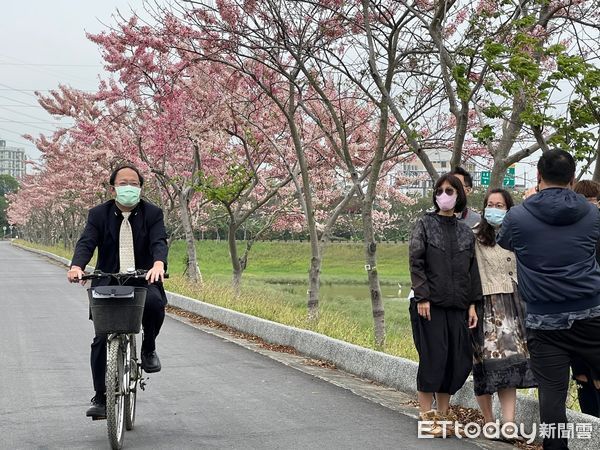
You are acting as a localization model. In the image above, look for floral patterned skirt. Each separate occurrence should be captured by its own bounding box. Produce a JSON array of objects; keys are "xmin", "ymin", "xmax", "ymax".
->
[{"xmin": 472, "ymin": 289, "xmax": 537, "ymax": 396}]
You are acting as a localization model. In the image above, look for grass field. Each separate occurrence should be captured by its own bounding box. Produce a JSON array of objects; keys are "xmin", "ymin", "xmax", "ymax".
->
[
  {"xmin": 160, "ymin": 240, "xmax": 416, "ymax": 359},
  {"xmin": 167, "ymin": 240, "xmax": 411, "ymax": 285}
]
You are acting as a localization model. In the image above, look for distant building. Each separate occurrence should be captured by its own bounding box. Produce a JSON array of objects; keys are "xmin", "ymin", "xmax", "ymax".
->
[
  {"xmin": 0, "ymin": 139, "xmax": 27, "ymax": 178},
  {"xmin": 393, "ymin": 149, "xmax": 477, "ymax": 196}
]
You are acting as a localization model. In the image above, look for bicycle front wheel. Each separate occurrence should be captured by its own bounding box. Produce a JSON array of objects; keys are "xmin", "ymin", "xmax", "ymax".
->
[
  {"xmin": 106, "ymin": 338, "xmax": 127, "ymax": 450},
  {"xmin": 125, "ymin": 334, "xmax": 138, "ymax": 430}
]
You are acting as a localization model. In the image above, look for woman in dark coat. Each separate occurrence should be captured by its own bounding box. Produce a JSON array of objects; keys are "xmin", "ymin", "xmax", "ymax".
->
[{"xmin": 409, "ymin": 173, "xmax": 482, "ymax": 436}]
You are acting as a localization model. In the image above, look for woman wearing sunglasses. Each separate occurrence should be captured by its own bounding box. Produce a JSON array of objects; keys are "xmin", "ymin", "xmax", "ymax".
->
[
  {"xmin": 472, "ymin": 188, "xmax": 536, "ymax": 440},
  {"xmin": 409, "ymin": 173, "xmax": 482, "ymax": 436}
]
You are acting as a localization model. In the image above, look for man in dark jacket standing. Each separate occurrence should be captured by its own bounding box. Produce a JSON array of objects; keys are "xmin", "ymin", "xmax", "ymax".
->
[
  {"xmin": 67, "ymin": 164, "xmax": 168, "ymax": 419},
  {"xmin": 498, "ymin": 149, "xmax": 600, "ymax": 450}
]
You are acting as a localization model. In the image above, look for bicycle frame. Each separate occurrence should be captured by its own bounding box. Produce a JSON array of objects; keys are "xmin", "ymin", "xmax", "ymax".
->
[{"xmin": 82, "ymin": 269, "xmax": 166, "ymax": 450}]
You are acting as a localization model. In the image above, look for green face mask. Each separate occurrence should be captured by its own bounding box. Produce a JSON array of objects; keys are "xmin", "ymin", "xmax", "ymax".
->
[{"xmin": 115, "ymin": 186, "xmax": 141, "ymax": 207}]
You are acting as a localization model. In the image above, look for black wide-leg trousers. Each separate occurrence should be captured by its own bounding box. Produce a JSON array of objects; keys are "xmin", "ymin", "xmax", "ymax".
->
[
  {"xmin": 409, "ymin": 302, "xmax": 473, "ymax": 395},
  {"xmin": 91, "ymin": 283, "xmax": 166, "ymax": 393}
]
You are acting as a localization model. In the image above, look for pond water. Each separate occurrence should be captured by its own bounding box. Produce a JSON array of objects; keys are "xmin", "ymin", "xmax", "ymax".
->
[{"xmin": 268, "ymin": 282, "xmax": 411, "ymax": 302}]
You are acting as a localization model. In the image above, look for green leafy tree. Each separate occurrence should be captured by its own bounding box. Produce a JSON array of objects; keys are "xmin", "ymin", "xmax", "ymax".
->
[{"xmin": 546, "ymin": 54, "xmax": 600, "ymax": 179}]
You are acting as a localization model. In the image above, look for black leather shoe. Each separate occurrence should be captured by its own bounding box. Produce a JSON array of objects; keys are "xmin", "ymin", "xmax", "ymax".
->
[
  {"xmin": 86, "ymin": 394, "xmax": 106, "ymax": 419},
  {"xmin": 141, "ymin": 351, "xmax": 161, "ymax": 373}
]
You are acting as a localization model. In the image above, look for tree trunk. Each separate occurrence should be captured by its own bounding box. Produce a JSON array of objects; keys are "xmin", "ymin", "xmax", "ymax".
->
[
  {"xmin": 62, "ymin": 214, "xmax": 69, "ymax": 250},
  {"xmin": 286, "ymin": 79, "xmax": 321, "ymax": 321},
  {"xmin": 307, "ymin": 252, "xmax": 321, "ymax": 321},
  {"xmin": 178, "ymin": 190, "xmax": 202, "ymax": 283},
  {"xmin": 227, "ymin": 217, "xmax": 243, "ymax": 294},
  {"xmin": 361, "ymin": 91, "xmax": 389, "ymax": 349},
  {"xmin": 70, "ymin": 210, "xmax": 79, "ymax": 249},
  {"xmin": 363, "ymin": 209, "xmax": 385, "ymax": 348},
  {"xmin": 489, "ymin": 160, "xmax": 509, "ymax": 190},
  {"xmin": 43, "ymin": 213, "xmax": 51, "ymax": 246},
  {"xmin": 592, "ymin": 143, "xmax": 600, "ymax": 183}
]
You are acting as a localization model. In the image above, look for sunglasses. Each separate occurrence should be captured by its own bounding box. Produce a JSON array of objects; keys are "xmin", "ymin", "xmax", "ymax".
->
[{"xmin": 436, "ymin": 187, "xmax": 456, "ymax": 196}]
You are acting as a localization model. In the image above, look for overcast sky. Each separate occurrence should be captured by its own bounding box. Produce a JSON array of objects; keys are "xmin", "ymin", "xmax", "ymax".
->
[{"xmin": 0, "ymin": 1, "xmax": 140, "ymax": 160}]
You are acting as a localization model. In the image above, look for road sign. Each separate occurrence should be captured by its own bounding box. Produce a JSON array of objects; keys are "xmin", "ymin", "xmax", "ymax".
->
[
  {"xmin": 480, "ymin": 166, "xmax": 515, "ymax": 187},
  {"xmin": 503, "ymin": 166, "xmax": 515, "ymax": 188},
  {"xmin": 481, "ymin": 171, "xmax": 490, "ymax": 186}
]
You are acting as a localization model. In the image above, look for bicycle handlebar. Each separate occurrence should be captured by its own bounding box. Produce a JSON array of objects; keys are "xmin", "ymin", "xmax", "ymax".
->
[{"xmin": 81, "ymin": 269, "xmax": 169, "ymax": 281}]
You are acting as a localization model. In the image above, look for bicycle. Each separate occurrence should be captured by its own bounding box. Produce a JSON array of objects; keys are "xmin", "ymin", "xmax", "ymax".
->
[{"xmin": 82, "ymin": 269, "xmax": 167, "ymax": 450}]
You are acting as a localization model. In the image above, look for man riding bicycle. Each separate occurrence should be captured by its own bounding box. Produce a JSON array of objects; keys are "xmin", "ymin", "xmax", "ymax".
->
[{"xmin": 67, "ymin": 164, "xmax": 168, "ymax": 419}]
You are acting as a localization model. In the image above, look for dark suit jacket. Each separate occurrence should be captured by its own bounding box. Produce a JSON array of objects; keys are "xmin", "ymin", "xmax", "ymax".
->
[{"xmin": 71, "ymin": 199, "xmax": 168, "ymax": 293}]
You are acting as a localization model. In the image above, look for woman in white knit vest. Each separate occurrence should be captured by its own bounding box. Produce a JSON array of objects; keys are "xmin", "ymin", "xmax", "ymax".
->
[{"xmin": 472, "ymin": 188, "xmax": 537, "ymax": 438}]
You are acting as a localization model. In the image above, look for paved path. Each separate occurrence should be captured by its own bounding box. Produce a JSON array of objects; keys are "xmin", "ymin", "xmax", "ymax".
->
[{"xmin": 0, "ymin": 241, "xmax": 485, "ymax": 449}]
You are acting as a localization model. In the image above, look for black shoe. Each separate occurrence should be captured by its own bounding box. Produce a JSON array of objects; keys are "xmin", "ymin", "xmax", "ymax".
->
[
  {"xmin": 86, "ymin": 394, "xmax": 106, "ymax": 419},
  {"xmin": 141, "ymin": 350, "xmax": 161, "ymax": 373}
]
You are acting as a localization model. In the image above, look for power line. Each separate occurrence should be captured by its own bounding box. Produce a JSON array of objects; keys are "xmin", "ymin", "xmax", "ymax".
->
[
  {"xmin": 0, "ymin": 83, "xmax": 96, "ymax": 97},
  {"xmin": 0, "ymin": 119, "xmax": 65, "ymax": 125},
  {"xmin": 0, "ymin": 53, "xmax": 100, "ymax": 85},
  {"xmin": 0, "ymin": 105, "xmax": 61, "ymax": 123},
  {"xmin": 0, "ymin": 94, "xmax": 39, "ymax": 107},
  {"xmin": 0, "ymin": 83, "xmax": 39, "ymax": 99},
  {"xmin": 0, "ymin": 89, "xmax": 57, "ymax": 92},
  {"xmin": 0, "ymin": 63, "xmax": 101, "ymax": 67},
  {"xmin": 0, "ymin": 137, "xmax": 37, "ymax": 148},
  {"xmin": 0, "ymin": 137, "xmax": 37, "ymax": 149},
  {"xmin": 0, "ymin": 122, "xmax": 57, "ymax": 133},
  {"xmin": 0, "ymin": 126, "xmax": 33, "ymax": 138}
]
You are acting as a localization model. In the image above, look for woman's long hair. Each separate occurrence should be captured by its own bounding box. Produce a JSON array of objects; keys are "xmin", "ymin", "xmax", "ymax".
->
[{"xmin": 476, "ymin": 188, "xmax": 514, "ymax": 247}]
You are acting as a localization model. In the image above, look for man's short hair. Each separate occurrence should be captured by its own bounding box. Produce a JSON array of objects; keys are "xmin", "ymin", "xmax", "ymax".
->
[
  {"xmin": 450, "ymin": 166, "xmax": 473, "ymax": 188},
  {"xmin": 574, "ymin": 180, "xmax": 600, "ymax": 199},
  {"xmin": 538, "ymin": 149, "xmax": 575, "ymax": 186},
  {"xmin": 109, "ymin": 164, "xmax": 145, "ymax": 187}
]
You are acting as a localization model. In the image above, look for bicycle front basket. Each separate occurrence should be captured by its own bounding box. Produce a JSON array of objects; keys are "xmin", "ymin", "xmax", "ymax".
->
[{"xmin": 88, "ymin": 286, "xmax": 147, "ymax": 334}]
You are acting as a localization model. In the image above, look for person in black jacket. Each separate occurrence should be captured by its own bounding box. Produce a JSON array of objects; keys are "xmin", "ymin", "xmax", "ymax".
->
[
  {"xmin": 67, "ymin": 164, "xmax": 168, "ymax": 419},
  {"xmin": 409, "ymin": 173, "xmax": 482, "ymax": 436},
  {"xmin": 497, "ymin": 150, "xmax": 600, "ymax": 450}
]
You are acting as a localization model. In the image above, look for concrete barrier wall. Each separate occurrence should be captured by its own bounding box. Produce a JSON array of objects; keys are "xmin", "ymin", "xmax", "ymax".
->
[{"xmin": 14, "ymin": 242, "xmax": 600, "ymax": 448}]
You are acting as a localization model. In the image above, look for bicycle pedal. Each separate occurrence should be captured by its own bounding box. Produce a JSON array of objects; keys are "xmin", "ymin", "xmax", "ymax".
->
[{"xmin": 91, "ymin": 416, "xmax": 107, "ymax": 421}]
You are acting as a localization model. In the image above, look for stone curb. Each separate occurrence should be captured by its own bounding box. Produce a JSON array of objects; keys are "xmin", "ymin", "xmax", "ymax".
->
[{"xmin": 12, "ymin": 242, "xmax": 600, "ymax": 448}]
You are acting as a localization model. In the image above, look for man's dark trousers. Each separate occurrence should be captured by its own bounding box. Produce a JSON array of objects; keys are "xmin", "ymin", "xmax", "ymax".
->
[
  {"xmin": 91, "ymin": 284, "xmax": 165, "ymax": 393},
  {"xmin": 527, "ymin": 316, "xmax": 600, "ymax": 450}
]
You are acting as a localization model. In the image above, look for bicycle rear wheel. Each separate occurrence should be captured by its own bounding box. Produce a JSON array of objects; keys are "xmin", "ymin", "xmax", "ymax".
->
[
  {"xmin": 125, "ymin": 334, "xmax": 138, "ymax": 430},
  {"xmin": 106, "ymin": 337, "xmax": 127, "ymax": 450}
]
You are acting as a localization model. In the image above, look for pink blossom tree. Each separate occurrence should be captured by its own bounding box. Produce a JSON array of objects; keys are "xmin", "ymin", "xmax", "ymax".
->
[
  {"xmin": 157, "ymin": 1, "xmax": 370, "ymax": 320},
  {"xmin": 89, "ymin": 16, "xmax": 309, "ymax": 288},
  {"xmin": 124, "ymin": 0, "xmax": 421, "ymax": 345}
]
